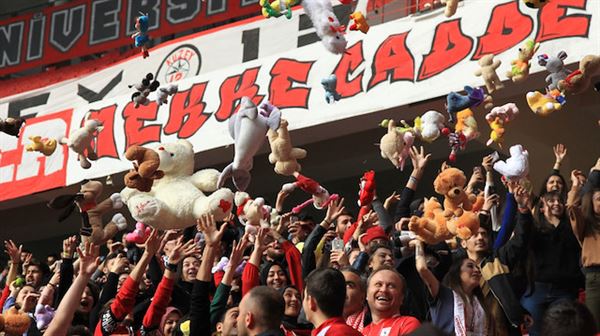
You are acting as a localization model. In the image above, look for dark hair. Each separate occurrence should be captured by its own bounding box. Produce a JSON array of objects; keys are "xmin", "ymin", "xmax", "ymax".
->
[
  {"xmin": 539, "ymin": 173, "xmax": 567, "ymax": 199},
  {"xmin": 541, "ymin": 299, "xmax": 598, "ymax": 336},
  {"xmin": 305, "ymin": 268, "xmax": 346, "ymax": 318},
  {"xmin": 534, "ymin": 190, "xmax": 567, "ymax": 232},
  {"xmin": 340, "ymin": 267, "xmax": 367, "ymax": 293},
  {"xmin": 218, "ymin": 304, "xmax": 239, "ymax": 323},
  {"xmin": 246, "ymin": 286, "xmax": 284, "ymax": 330},
  {"xmin": 259, "ymin": 261, "xmax": 289, "ymax": 287},
  {"xmin": 368, "ymin": 244, "xmax": 393, "ymax": 270},
  {"xmin": 582, "ymin": 188, "xmax": 600, "ymax": 235}
]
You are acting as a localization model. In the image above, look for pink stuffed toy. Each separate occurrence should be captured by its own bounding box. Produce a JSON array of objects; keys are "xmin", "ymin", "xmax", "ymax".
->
[
  {"xmin": 282, "ymin": 172, "xmax": 338, "ymax": 213},
  {"xmin": 126, "ymin": 223, "xmax": 151, "ymax": 244},
  {"xmin": 34, "ymin": 304, "xmax": 55, "ymax": 331},
  {"xmin": 212, "ymin": 256, "xmax": 247, "ymax": 275}
]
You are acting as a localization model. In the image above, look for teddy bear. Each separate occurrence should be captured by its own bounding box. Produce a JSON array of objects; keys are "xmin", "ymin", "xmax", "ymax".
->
[
  {"xmin": 235, "ymin": 191, "xmax": 272, "ymax": 235},
  {"xmin": 474, "ymin": 54, "xmax": 504, "ymax": 93},
  {"xmin": 156, "ymin": 84, "xmax": 178, "ymax": 106},
  {"xmin": 124, "ymin": 145, "xmax": 164, "ymax": 192},
  {"xmin": 506, "ymin": 39, "xmax": 540, "ymax": 82},
  {"xmin": 0, "ymin": 117, "xmax": 25, "ymax": 137},
  {"xmin": 558, "ymin": 54, "xmax": 600, "ymax": 95},
  {"xmin": 441, "ymin": 0, "xmax": 458, "ymax": 17},
  {"xmin": 538, "ymin": 51, "xmax": 571, "ymax": 91},
  {"xmin": 267, "ymin": 118, "xmax": 307, "ymax": 176},
  {"xmin": 60, "ymin": 119, "xmax": 103, "ymax": 169},
  {"xmin": 379, "ymin": 119, "xmax": 415, "ymax": 170},
  {"xmin": 121, "ymin": 139, "xmax": 235, "ymax": 230},
  {"xmin": 77, "ymin": 180, "xmax": 127, "ymax": 246},
  {"xmin": 3, "ymin": 307, "xmax": 31, "ymax": 335},
  {"xmin": 526, "ymin": 91, "xmax": 563, "ymax": 116},
  {"xmin": 408, "ymin": 197, "xmax": 452, "ymax": 244},
  {"xmin": 25, "ymin": 136, "xmax": 57, "ymax": 156},
  {"xmin": 492, "ymin": 144, "xmax": 529, "ymax": 181},
  {"xmin": 413, "ymin": 110, "xmax": 446, "ymax": 143},
  {"xmin": 321, "ymin": 74, "xmax": 341, "ymax": 104},
  {"xmin": 218, "ymin": 97, "xmax": 281, "ymax": 192},
  {"xmin": 434, "ymin": 167, "xmax": 481, "ymax": 218},
  {"xmin": 485, "ymin": 103, "xmax": 519, "ymax": 148},
  {"xmin": 282, "ymin": 172, "xmax": 338, "ymax": 212},
  {"xmin": 446, "ymin": 209, "xmax": 480, "ymax": 240},
  {"xmin": 349, "ymin": 11, "xmax": 369, "ymax": 33}
]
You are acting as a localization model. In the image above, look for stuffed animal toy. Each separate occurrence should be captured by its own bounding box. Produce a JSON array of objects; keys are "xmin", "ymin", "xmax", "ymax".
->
[
  {"xmin": 267, "ymin": 118, "xmax": 307, "ymax": 176},
  {"xmin": 538, "ymin": 51, "xmax": 571, "ymax": 91},
  {"xmin": 349, "ymin": 11, "xmax": 369, "ymax": 33},
  {"xmin": 446, "ymin": 210, "xmax": 480, "ymax": 240},
  {"xmin": 156, "ymin": 84, "xmax": 178, "ymax": 106},
  {"xmin": 121, "ymin": 140, "xmax": 235, "ymax": 230},
  {"xmin": 434, "ymin": 167, "xmax": 481, "ymax": 218},
  {"xmin": 558, "ymin": 54, "xmax": 600, "ymax": 94},
  {"xmin": 131, "ymin": 14, "xmax": 150, "ymax": 58},
  {"xmin": 26, "ymin": 136, "xmax": 57, "ymax": 156},
  {"xmin": 0, "ymin": 117, "xmax": 25, "ymax": 137},
  {"xmin": 358, "ymin": 170, "xmax": 376, "ymax": 207},
  {"xmin": 474, "ymin": 54, "xmax": 504, "ymax": 93},
  {"xmin": 218, "ymin": 97, "xmax": 281, "ymax": 192},
  {"xmin": 483, "ymin": 94, "xmax": 494, "ymax": 110},
  {"xmin": 34, "ymin": 304, "xmax": 55, "ymax": 331},
  {"xmin": 126, "ymin": 222, "xmax": 152, "ymax": 244},
  {"xmin": 522, "ymin": 0, "xmax": 548, "ymax": 9},
  {"xmin": 379, "ymin": 119, "xmax": 415, "ymax": 170},
  {"xmin": 446, "ymin": 86, "xmax": 485, "ymax": 123},
  {"xmin": 408, "ymin": 197, "xmax": 452, "ymax": 244},
  {"xmin": 492, "ymin": 144, "xmax": 529, "ymax": 181},
  {"xmin": 235, "ymin": 191, "xmax": 272, "ymax": 235},
  {"xmin": 282, "ymin": 172, "xmax": 338, "ymax": 211},
  {"xmin": 3, "ymin": 307, "xmax": 31, "ymax": 335},
  {"xmin": 441, "ymin": 0, "xmax": 459, "ymax": 17},
  {"xmin": 322, "ymin": 74, "xmax": 341, "ymax": 104},
  {"xmin": 260, "ymin": 0, "xmax": 298, "ymax": 19},
  {"xmin": 485, "ymin": 103, "xmax": 519, "ymax": 148},
  {"xmin": 411, "ymin": 110, "xmax": 446, "ymax": 143},
  {"xmin": 507, "ymin": 39, "xmax": 540, "ymax": 82},
  {"xmin": 129, "ymin": 73, "xmax": 160, "ymax": 108},
  {"xmin": 526, "ymin": 91, "xmax": 563, "ymax": 116},
  {"xmin": 212, "ymin": 256, "xmax": 247, "ymax": 276},
  {"xmin": 454, "ymin": 109, "xmax": 479, "ymax": 142},
  {"xmin": 123, "ymin": 145, "xmax": 164, "ymax": 192},
  {"xmin": 301, "ymin": 0, "xmax": 348, "ymax": 54},
  {"xmin": 60, "ymin": 119, "xmax": 103, "ymax": 169}
]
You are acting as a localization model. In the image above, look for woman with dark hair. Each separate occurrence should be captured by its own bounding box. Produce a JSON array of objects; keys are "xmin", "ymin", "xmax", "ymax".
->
[
  {"xmin": 415, "ymin": 240, "xmax": 491, "ymax": 335},
  {"xmin": 567, "ymin": 159, "xmax": 600, "ymax": 329},
  {"xmin": 279, "ymin": 285, "xmax": 311, "ymax": 336}
]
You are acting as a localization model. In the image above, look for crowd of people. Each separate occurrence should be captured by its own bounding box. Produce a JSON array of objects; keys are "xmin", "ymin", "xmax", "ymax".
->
[{"xmin": 1, "ymin": 144, "xmax": 599, "ymax": 336}]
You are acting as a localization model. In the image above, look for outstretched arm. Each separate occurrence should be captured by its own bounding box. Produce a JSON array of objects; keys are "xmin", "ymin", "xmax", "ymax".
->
[{"xmin": 414, "ymin": 240, "xmax": 440, "ymax": 299}]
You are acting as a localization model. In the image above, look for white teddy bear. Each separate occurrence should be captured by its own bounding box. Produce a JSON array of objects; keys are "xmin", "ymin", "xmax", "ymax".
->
[
  {"xmin": 121, "ymin": 139, "xmax": 235, "ymax": 230},
  {"xmin": 492, "ymin": 144, "xmax": 529, "ymax": 181},
  {"xmin": 60, "ymin": 119, "xmax": 103, "ymax": 169},
  {"xmin": 416, "ymin": 110, "xmax": 446, "ymax": 143}
]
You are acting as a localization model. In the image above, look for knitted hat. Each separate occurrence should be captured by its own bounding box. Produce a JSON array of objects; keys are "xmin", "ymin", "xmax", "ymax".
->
[{"xmin": 360, "ymin": 226, "xmax": 388, "ymax": 245}]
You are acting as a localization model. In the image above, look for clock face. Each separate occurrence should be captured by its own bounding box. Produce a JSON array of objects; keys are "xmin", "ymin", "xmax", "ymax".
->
[{"xmin": 156, "ymin": 44, "xmax": 201, "ymax": 84}]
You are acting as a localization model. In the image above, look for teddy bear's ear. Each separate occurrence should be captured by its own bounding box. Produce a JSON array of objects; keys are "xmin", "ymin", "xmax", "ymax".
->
[{"xmin": 177, "ymin": 139, "xmax": 193, "ymax": 150}]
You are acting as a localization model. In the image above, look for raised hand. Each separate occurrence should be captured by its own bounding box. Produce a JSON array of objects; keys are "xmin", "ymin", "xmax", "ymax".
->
[
  {"xmin": 482, "ymin": 194, "xmax": 500, "ymax": 212},
  {"xmin": 276, "ymin": 212, "xmax": 293, "ymax": 235},
  {"xmin": 514, "ymin": 186, "xmax": 531, "ymax": 210},
  {"xmin": 570, "ymin": 169, "xmax": 587, "ymax": 189},
  {"xmin": 4, "ymin": 240, "xmax": 22, "ymax": 264},
  {"xmin": 254, "ymin": 227, "xmax": 270, "ymax": 253},
  {"xmin": 168, "ymin": 238, "xmax": 201, "ymax": 265},
  {"xmin": 325, "ymin": 197, "xmax": 345, "ymax": 225},
  {"xmin": 77, "ymin": 242, "xmax": 100, "ymax": 277},
  {"xmin": 384, "ymin": 191, "xmax": 401, "ymax": 211},
  {"xmin": 62, "ymin": 235, "xmax": 78, "ymax": 259},
  {"xmin": 228, "ymin": 234, "xmax": 249, "ymax": 271},
  {"xmin": 143, "ymin": 229, "xmax": 162, "ymax": 256},
  {"xmin": 109, "ymin": 255, "xmax": 130, "ymax": 274},
  {"xmin": 553, "ymin": 144, "xmax": 568, "ymax": 163},
  {"xmin": 330, "ymin": 250, "xmax": 349, "ymax": 268},
  {"xmin": 197, "ymin": 214, "xmax": 227, "ymax": 247},
  {"xmin": 20, "ymin": 292, "xmax": 40, "ymax": 313},
  {"xmin": 482, "ymin": 154, "xmax": 494, "ymax": 172},
  {"xmin": 410, "ymin": 146, "xmax": 431, "ymax": 171}
]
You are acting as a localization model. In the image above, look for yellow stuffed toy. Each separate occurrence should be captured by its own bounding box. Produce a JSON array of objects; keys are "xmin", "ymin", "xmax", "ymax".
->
[
  {"xmin": 506, "ymin": 39, "xmax": 540, "ymax": 82},
  {"xmin": 526, "ymin": 91, "xmax": 563, "ymax": 116},
  {"xmin": 25, "ymin": 135, "xmax": 57, "ymax": 156}
]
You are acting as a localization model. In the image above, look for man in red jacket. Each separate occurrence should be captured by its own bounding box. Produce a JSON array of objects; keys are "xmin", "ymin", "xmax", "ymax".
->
[{"xmin": 303, "ymin": 268, "xmax": 362, "ymax": 336}]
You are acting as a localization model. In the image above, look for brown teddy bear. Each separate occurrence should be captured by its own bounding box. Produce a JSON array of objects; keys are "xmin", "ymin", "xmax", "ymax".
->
[
  {"xmin": 124, "ymin": 145, "xmax": 164, "ymax": 192},
  {"xmin": 433, "ymin": 167, "xmax": 481, "ymax": 218},
  {"xmin": 447, "ymin": 209, "xmax": 480, "ymax": 240},
  {"xmin": 77, "ymin": 180, "xmax": 128, "ymax": 245},
  {"xmin": 408, "ymin": 197, "xmax": 452, "ymax": 244},
  {"xmin": 558, "ymin": 54, "xmax": 600, "ymax": 94},
  {"xmin": 267, "ymin": 118, "xmax": 307, "ymax": 176},
  {"xmin": 0, "ymin": 117, "xmax": 25, "ymax": 137},
  {"xmin": 3, "ymin": 307, "xmax": 31, "ymax": 336},
  {"xmin": 474, "ymin": 54, "xmax": 504, "ymax": 93}
]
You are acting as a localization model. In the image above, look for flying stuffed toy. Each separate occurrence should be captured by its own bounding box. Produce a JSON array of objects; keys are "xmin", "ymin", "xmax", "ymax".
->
[
  {"xmin": 441, "ymin": 0, "xmax": 459, "ymax": 17},
  {"xmin": 301, "ymin": 0, "xmax": 348, "ymax": 54},
  {"xmin": 474, "ymin": 54, "xmax": 504, "ymax": 93},
  {"xmin": 0, "ymin": 117, "xmax": 25, "ymax": 137},
  {"xmin": 558, "ymin": 54, "xmax": 600, "ymax": 95},
  {"xmin": 358, "ymin": 170, "xmax": 376, "ymax": 207},
  {"xmin": 538, "ymin": 51, "xmax": 571, "ymax": 91},
  {"xmin": 522, "ymin": 0, "xmax": 548, "ymax": 9},
  {"xmin": 442, "ymin": 109, "xmax": 479, "ymax": 162},
  {"xmin": 129, "ymin": 73, "xmax": 160, "ymax": 108},
  {"xmin": 126, "ymin": 222, "xmax": 152, "ymax": 244},
  {"xmin": 412, "ymin": 110, "xmax": 446, "ymax": 143},
  {"xmin": 526, "ymin": 91, "xmax": 563, "ymax": 116},
  {"xmin": 123, "ymin": 144, "xmax": 164, "ymax": 192},
  {"xmin": 267, "ymin": 118, "xmax": 307, "ymax": 176},
  {"xmin": 349, "ymin": 11, "xmax": 369, "ymax": 33},
  {"xmin": 218, "ymin": 97, "xmax": 281, "ymax": 192},
  {"xmin": 322, "ymin": 74, "xmax": 341, "ymax": 104},
  {"xmin": 260, "ymin": 0, "xmax": 299, "ymax": 19},
  {"xmin": 506, "ymin": 39, "xmax": 540, "ymax": 82},
  {"xmin": 446, "ymin": 86, "xmax": 485, "ymax": 123},
  {"xmin": 485, "ymin": 103, "xmax": 519, "ymax": 148},
  {"xmin": 492, "ymin": 145, "xmax": 529, "ymax": 181},
  {"xmin": 282, "ymin": 172, "xmax": 338, "ymax": 213},
  {"xmin": 408, "ymin": 197, "xmax": 452, "ymax": 244},
  {"xmin": 234, "ymin": 191, "xmax": 272, "ymax": 235},
  {"xmin": 156, "ymin": 84, "xmax": 178, "ymax": 106},
  {"xmin": 131, "ymin": 13, "xmax": 150, "ymax": 58},
  {"xmin": 60, "ymin": 119, "xmax": 103, "ymax": 169},
  {"xmin": 379, "ymin": 119, "xmax": 415, "ymax": 170},
  {"xmin": 26, "ymin": 136, "xmax": 57, "ymax": 156}
]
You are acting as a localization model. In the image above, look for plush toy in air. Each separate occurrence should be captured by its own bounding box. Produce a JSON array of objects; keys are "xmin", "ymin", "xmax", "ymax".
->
[
  {"xmin": 121, "ymin": 140, "xmax": 235, "ymax": 230},
  {"xmin": 129, "ymin": 73, "xmax": 160, "ymax": 108},
  {"xmin": 408, "ymin": 197, "xmax": 452, "ymax": 244},
  {"xmin": 235, "ymin": 191, "xmax": 272, "ymax": 235},
  {"xmin": 558, "ymin": 54, "xmax": 600, "ymax": 95},
  {"xmin": 349, "ymin": 11, "xmax": 369, "ymax": 33},
  {"xmin": 218, "ymin": 97, "xmax": 281, "ymax": 192},
  {"xmin": 131, "ymin": 14, "xmax": 150, "ymax": 58},
  {"xmin": 446, "ymin": 86, "xmax": 485, "ymax": 123},
  {"xmin": 358, "ymin": 170, "xmax": 376, "ymax": 207},
  {"xmin": 156, "ymin": 84, "xmax": 178, "ymax": 106},
  {"xmin": 3, "ymin": 307, "xmax": 31, "ymax": 336},
  {"xmin": 485, "ymin": 103, "xmax": 519, "ymax": 148},
  {"xmin": 322, "ymin": 74, "xmax": 341, "ymax": 104},
  {"xmin": 60, "ymin": 119, "xmax": 103, "ymax": 169},
  {"xmin": 492, "ymin": 144, "xmax": 529, "ymax": 181},
  {"xmin": 123, "ymin": 145, "xmax": 164, "ymax": 192},
  {"xmin": 526, "ymin": 91, "xmax": 563, "ymax": 116},
  {"xmin": 260, "ymin": 0, "xmax": 298, "ymax": 19},
  {"xmin": 474, "ymin": 54, "xmax": 504, "ymax": 93},
  {"xmin": 434, "ymin": 167, "xmax": 482, "ymax": 217},
  {"xmin": 404, "ymin": 110, "xmax": 446, "ymax": 143},
  {"xmin": 267, "ymin": 118, "xmax": 307, "ymax": 176},
  {"xmin": 379, "ymin": 119, "xmax": 415, "ymax": 170},
  {"xmin": 538, "ymin": 51, "xmax": 571, "ymax": 91},
  {"xmin": 282, "ymin": 172, "xmax": 338, "ymax": 212},
  {"xmin": 506, "ymin": 39, "xmax": 540, "ymax": 82},
  {"xmin": 26, "ymin": 136, "xmax": 57, "ymax": 156},
  {"xmin": 442, "ymin": 109, "xmax": 478, "ymax": 162},
  {"xmin": 441, "ymin": 0, "xmax": 459, "ymax": 17},
  {"xmin": 522, "ymin": 0, "xmax": 548, "ymax": 9},
  {"xmin": 301, "ymin": 0, "xmax": 348, "ymax": 54},
  {"xmin": 0, "ymin": 117, "xmax": 25, "ymax": 137},
  {"xmin": 126, "ymin": 222, "xmax": 152, "ymax": 244}
]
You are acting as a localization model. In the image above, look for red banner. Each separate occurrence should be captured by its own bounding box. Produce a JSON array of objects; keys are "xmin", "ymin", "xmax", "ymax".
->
[{"xmin": 0, "ymin": 0, "xmax": 259, "ymax": 76}]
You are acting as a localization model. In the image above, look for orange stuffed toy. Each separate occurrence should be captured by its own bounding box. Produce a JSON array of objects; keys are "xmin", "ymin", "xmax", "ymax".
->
[
  {"xmin": 447, "ymin": 210, "xmax": 480, "ymax": 240},
  {"xmin": 408, "ymin": 197, "xmax": 452, "ymax": 244},
  {"xmin": 434, "ymin": 167, "xmax": 481, "ymax": 217},
  {"xmin": 3, "ymin": 307, "xmax": 31, "ymax": 336}
]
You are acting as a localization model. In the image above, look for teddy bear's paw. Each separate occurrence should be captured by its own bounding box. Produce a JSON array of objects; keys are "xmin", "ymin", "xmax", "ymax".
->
[
  {"xmin": 456, "ymin": 227, "xmax": 472, "ymax": 240},
  {"xmin": 110, "ymin": 193, "xmax": 124, "ymax": 209},
  {"xmin": 80, "ymin": 158, "xmax": 92, "ymax": 169},
  {"xmin": 112, "ymin": 213, "xmax": 128, "ymax": 231},
  {"xmin": 133, "ymin": 198, "xmax": 160, "ymax": 219}
]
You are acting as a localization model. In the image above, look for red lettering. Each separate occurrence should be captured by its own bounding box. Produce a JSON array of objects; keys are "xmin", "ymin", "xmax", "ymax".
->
[
  {"xmin": 332, "ymin": 41, "xmax": 365, "ymax": 98},
  {"xmin": 367, "ymin": 32, "xmax": 414, "ymax": 90},
  {"xmin": 164, "ymin": 82, "xmax": 212, "ymax": 139},
  {"xmin": 86, "ymin": 105, "xmax": 119, "ymax": 159},
  {"xmin": 472, "ymin": 1, "xmax": 533, "ymax": 59},
  {"xmin": 268, "ymin": 59, "xmax": 314, "ymax": 108},
  {"xmin": 122, "ymin": 103, "xmax": 162, "ymax": 148},
  {"xmin": 214, "ymin": 67, "xmax": 264, "ymax": 121},
  {"xmin": 536, "ymin": 0, "xmax": 591, "ymax": 42},
  {"xmin": 417, "ymin": 19, "xmax": 474, "ymax": 81}
]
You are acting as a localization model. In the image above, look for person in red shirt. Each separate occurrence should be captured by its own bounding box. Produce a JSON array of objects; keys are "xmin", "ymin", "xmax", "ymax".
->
[
  {"xmin": 363, "ymin": 267, "xmax": 420, "ymax": 336},
  {"xmin": 302, "ymin": 268, "xmax": 362, "ymax": 336}
]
